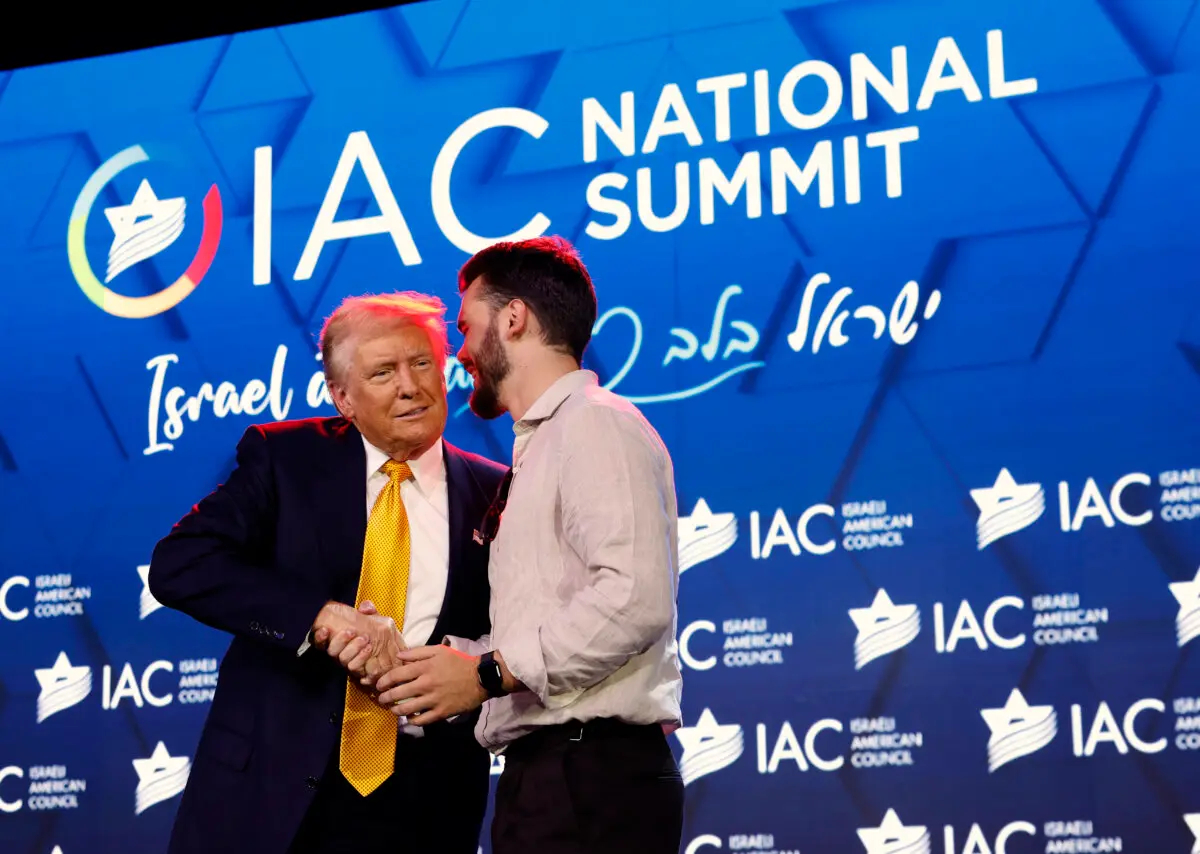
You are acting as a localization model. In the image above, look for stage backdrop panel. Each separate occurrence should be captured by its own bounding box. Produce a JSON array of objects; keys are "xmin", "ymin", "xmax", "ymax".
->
[{"xmin": 1, "ymin": 0, "xmax": 1199, "ymax": 851}]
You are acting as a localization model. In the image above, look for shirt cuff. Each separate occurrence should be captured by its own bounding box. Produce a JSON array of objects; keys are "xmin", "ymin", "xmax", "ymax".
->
[
  {"xmin": 500, "ymin": 629, "xmax": 581, "ymax": 711},
  {"xmin": 442, "ymin": 635, "xmax": 489, "ymax": 657},
  {"xmin": 297, "ymin": 629, "xmax": 313, "ymax": 658}
]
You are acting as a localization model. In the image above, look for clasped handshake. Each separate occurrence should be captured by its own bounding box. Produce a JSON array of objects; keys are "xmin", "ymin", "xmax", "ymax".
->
[{"xmin": 309, "ymin": 601, "xmax": 487, "ymax": 727}]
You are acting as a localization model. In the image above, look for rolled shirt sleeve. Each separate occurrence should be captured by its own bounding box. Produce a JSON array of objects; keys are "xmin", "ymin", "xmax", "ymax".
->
[{"xmin": 442, "ymin": 633, "xmax": 491, "ymax": 658}]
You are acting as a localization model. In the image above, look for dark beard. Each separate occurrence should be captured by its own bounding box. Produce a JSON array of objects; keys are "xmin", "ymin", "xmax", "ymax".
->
[{"xmin": 468, "ymin": 317, "xmax": 510, "ymax": 420}]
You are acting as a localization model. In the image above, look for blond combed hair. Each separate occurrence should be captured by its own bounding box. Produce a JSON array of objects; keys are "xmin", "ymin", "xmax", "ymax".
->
[{"xmin": 318, "ymin": 291, "xmax": 449, "ymax": 386}]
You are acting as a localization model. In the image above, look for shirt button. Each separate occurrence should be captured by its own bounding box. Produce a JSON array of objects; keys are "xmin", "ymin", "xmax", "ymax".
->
[{"xmin": 305, "ymin": 776, "xmax": 319, "ymax": 789}]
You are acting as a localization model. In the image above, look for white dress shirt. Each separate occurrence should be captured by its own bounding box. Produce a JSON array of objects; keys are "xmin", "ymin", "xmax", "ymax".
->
[
  {"xmin": 361, "ymin": 435, "xmax": 449, "ymax": 648},
  {"xmin": 446, "ymin": 370, "xmax": 683, "ymax": 750},
  {"xmin": 301, "ymin": 436, "xmax": 450, "ymax": 736}
]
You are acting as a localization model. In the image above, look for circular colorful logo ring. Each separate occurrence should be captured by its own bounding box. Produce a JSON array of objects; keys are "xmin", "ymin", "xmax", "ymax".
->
[{"xmin": 67, "ymin": 145, "xmax": 223, "ymax": 319}]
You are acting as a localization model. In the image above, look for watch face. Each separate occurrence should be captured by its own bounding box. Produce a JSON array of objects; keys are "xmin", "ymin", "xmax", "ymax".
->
[{"xmin": 480, "ymin": 659, "xmax": 504, "ymax": 696}]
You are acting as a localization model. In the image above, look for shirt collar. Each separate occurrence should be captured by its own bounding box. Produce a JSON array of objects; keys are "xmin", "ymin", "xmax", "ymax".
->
[
  {"xmin": 516, "ymin": 370, "xmax": 598, "ymax": 429},
  {"xmin": 362, "ymin": 434, "xmax": 445, "ymax": 494}
]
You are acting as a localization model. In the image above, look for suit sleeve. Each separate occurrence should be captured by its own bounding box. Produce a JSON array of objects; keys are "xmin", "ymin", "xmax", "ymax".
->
[{"xmin": 148, "ymin": 426, "xmax": 329, "ymax": 652}]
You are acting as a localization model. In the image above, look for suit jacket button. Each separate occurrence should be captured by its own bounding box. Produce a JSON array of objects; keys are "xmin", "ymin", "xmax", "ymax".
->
[
  {"xmin": 250, "ymin": 621, "xmax": 260, "ymax": 631},
  {"xmin": 274, "ymin": 631, "xmax": 284, "ymax": 639},
  {"xmin": 306, "ymin": 776, "xmax": 319, "ymax": 789},
  {"xmin": 329, "ymin": 712, "xmax": 340, "ymax": 724}
]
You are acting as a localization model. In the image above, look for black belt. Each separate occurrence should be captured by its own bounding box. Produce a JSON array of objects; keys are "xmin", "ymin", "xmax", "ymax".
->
[{"xmin": 503, "ymin": 718, "xmax": 663, "ymax": 761}]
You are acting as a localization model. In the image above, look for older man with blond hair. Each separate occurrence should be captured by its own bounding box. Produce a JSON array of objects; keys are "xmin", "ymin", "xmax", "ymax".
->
[{"xmin": 149, "ymin": 291, "xmax": 507, "ymax": 854}]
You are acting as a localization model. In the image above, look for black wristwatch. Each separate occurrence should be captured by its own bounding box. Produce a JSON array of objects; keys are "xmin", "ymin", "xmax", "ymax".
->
[{"xmin": 477, "ymin": 651, "xmax": 508, "ymax": 698}]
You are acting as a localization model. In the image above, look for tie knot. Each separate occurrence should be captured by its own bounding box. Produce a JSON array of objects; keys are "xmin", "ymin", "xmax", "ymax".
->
[{"xmin": 381, "ymin": 460, "xmax": 412, "ymax": 482}]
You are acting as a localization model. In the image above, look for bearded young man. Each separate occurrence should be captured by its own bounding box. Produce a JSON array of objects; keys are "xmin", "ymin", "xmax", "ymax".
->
[{"xmin": 369, "ymin": 237, "xmax": 685, "ymax": 854}]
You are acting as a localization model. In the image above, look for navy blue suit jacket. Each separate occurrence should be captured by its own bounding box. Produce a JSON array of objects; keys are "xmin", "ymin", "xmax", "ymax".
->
[{"xmin": 148, "ymin": 417, "xmax": 507, "ymax": 854}]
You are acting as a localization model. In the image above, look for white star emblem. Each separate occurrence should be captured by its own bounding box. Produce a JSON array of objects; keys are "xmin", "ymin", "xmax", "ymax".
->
[
  {"xmin": 34, "ymin": 652, "xmax": 92, "ymax": 723},
  {"xmin": 1169, "ymin": 568, "xmax": 1200, "ymax": 648},
  {"xmin": 678, "ymin": 499, "xmax": 737, "ymax": 573},
  {"xmin": 673, "ymin": 708, "xmax": 743, "ymax": 785},
  {"xmin": 849, "ymin": 589, "xmax": 920, "ymax": 670},
  {"xmin": 102, "ymin": 179, "xmax": 186, "ymax": 283},
  {"xmin": 132, "ymin": 742, "xmax": 190, "ymax": 815},
  {"xmin": 1184, "ymin": 813, "xmax": 1200, "ymax": 854},
  {"xmin": 969, "ymin": 469, "xmax": 1045, "ymax": 549},
  {"xmin": 857, "ymin": 808, "xmax": 931, "ymax": 854},
  {"xmin": 980, "ymin": 688, "xmax": 1057, "ymax": 772},
  {"xmin": 138, "ymin": 564, "xmax": 164, "ymax": 620}
]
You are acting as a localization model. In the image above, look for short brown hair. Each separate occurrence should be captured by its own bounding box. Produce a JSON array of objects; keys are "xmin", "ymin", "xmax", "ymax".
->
[{"xmin": 458, "ymin": 236, "xmax": 597, "ymax": 363}]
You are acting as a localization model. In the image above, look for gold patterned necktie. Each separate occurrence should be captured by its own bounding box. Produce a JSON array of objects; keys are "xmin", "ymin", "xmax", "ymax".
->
[{"xmin": 339, "ymin": 458, "xmax": 412, "ymax": 796}]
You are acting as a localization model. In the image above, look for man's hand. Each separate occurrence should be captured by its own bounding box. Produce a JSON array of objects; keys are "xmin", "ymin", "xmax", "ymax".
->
[
  {"xmin": 372, "ymin": 646, "xmax": 487, "ymax": 727},
  {"xmin": 311, "ymin": 601, "xmax": 406, "ymax": 682}
]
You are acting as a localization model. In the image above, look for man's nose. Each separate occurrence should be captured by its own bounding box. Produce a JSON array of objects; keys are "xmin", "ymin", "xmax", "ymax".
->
[
  {"xmin": 394, "ymin": 366, "xmax": 419, "ymax": 397},
  {"xmin": 455, "ymin": 342, "xmax": 468, "ymax": 364}
]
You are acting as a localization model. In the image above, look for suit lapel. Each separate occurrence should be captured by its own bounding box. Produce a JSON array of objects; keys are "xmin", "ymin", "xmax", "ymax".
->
[{"xmin": 318, "ymin": 420, "xmax": 368, "ymax": 603}]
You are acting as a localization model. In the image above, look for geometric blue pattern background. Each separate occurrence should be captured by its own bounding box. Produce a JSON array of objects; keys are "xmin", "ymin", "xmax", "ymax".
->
[{"xmin": 1, "ymin": 1, "xmax": 1198, "ymax": 851}]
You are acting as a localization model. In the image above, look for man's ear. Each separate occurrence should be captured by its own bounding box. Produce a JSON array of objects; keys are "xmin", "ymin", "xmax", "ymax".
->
[
  {"xmin": 328, "ymin": 381, "xmax": 353, "ymax": 420},
  {"xmin": 505, "ymin": 299, "xmax": 532, "ymax": 340}
]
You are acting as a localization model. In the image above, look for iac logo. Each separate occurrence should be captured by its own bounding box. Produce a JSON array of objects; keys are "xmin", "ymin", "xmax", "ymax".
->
[
  {"xmin": 675, "ymin": 708, "xmax": 925, "ymax": 780},
  {"xmin": 759, "ymin": 715, "xmax": 925, "ymax": 773},
  {"xmin": 33, "ymin": 653, "xmax": 218, "ymax": 719},
  {"xmin": 849, "ymin": 589, "xmax": 1109, "ymax": 671},
  {"xmin": 859, "ymin": 812, "xmax": 1126, "ymax": 854},
  {"xmin": 750, "ymin": 499, "xmax": 915, "ymax": 560},
  {"xmin": 933, "ymin": 594, "xmax": 1108, "ymax": 652},
  {"xmin": 849, "ymin": 589, "xmax": 920, "ymax": 670},
  {"xmin": 68, "ymin": 146, "xmax": 223, "ymax": 319},
  {"xmin": 71, "ymin": 119, "xmax": 570, "ymax": 319},
  {"xmin": 34, "ymin": 653, "xmax": 92, "ymax": 723},
  {"xmin": 980, "ymin": 689, "xmax": 1057, "ymax": 772},
  {"xmin": 673, "ymin": 709, "xmax": 744, "ymax": 785},
  {"xmin": 971, "ymin": 467, "xmax": 1157, "ymax": 547},
  {"xmin": 132, "ymin": 742, "xmax": 190, "ymax": 815},
  {"xmin": 980, "ymin": 688, "xmax": 1173, "ymax": 771},
  {"xmin": 858, "ymin": 810, "xmax": 1039, "ymax": 854},
  {"xmin": 678, "ymin": 499, "xmax": 738, "ymax": 573},
  {"xmin": 970, "ymin": 469, "xmax": 1044, "ymax": 549}
]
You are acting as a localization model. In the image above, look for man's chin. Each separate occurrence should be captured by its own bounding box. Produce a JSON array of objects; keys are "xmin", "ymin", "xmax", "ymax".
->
[{"xmin": 468, "ymin": 390, "xmax": 506, "ymax": 420}]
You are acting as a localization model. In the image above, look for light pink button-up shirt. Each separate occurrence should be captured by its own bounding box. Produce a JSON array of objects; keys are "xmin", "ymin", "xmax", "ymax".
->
[{"xmin": 447, "ymin": 370, "xmax": 683, "ymax": 750}]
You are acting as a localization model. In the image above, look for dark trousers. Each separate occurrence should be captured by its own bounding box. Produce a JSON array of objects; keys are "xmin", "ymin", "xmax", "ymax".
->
[
  {"xmin": 288, "ymin": 730, "xmax": 489, "ymax": 854},
  {"xmin": 492, "ymin": 719, "xmax": 685, "ymax": 854}
]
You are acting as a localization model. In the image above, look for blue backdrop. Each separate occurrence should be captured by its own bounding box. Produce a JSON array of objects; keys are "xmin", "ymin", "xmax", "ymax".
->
[{"xmin": 2, "ymin": 0, "xmax": 1199, "ymax": 851}]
